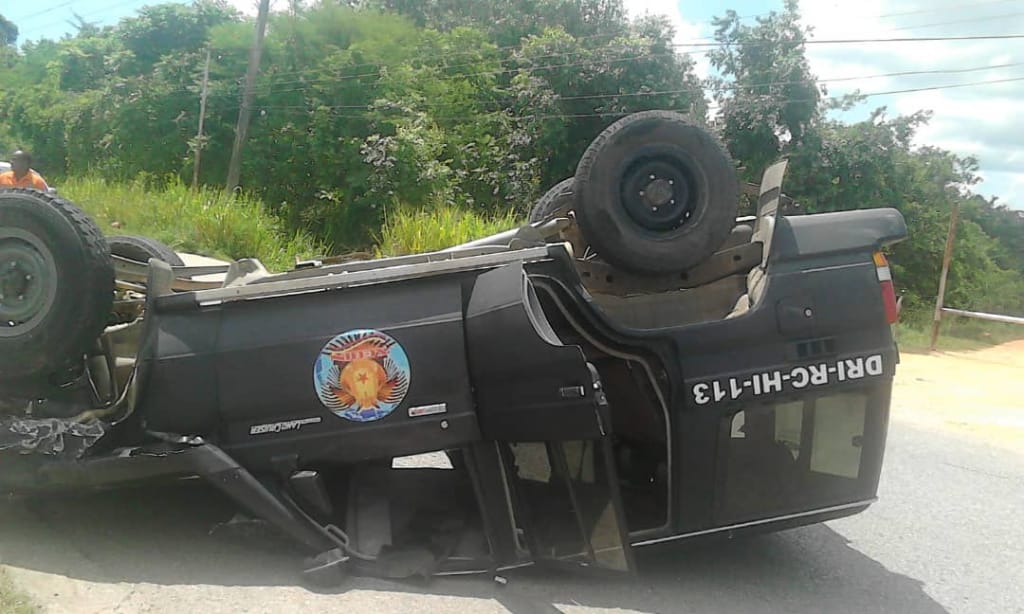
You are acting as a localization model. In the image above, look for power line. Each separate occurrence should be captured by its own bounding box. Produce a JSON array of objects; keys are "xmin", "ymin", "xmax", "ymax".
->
[
  {"xmin": 255, "ymin": 73, "xmax": 1024, "ymax": 117},
  {"xmin": 199, "ymin": 31, "xmax": 1024, "ymax": 90},
  {"xmin": 834, "ymin": 75, "xmax": 1024, "ymax": 97},
  {"xmin": 117, "ymin": 46, "xmax": 1024, "ymax": 111},
  {"xmin": 18, "ymin": 0, "xmax": 145, "ymax": 37},
  {"xmin": 891, "ymin": 11, "xmax": 1024, "ymax": 32},
  {"xmin": 245, "ymin": 63, "xmax": 1024, "ymax": 110},
  {"xmin": 7, "ymin": 0, "xmax": 77, "ymax": 24},
  {"xmin": 670, "ymin": 33, "xmax": 1024, "ymax": 49},
  {"xmin": 139, "ymin": 49, "xmax": 683, "ymax": 102},
  {"xmin": 565, "ymin": 63, "xmax": 1024, "ymax": 103},
  {"xmin": 201, "ymin": 20, "xmax": 1024, "ymax": 83},
  {"xmin": 14, "ymin": 1, "xmax": 1024, "ymax": 108},
  {"xmin": 190, "ymin": 56, "xmax": 1024, "ymax": 105},
  {"xmin": 875, "ymin": 0, "xmax": 1023, "ymax": 19},
  {"xmin": 143, "ymin": 19, "xmax": 1024, "ymax": 102}
]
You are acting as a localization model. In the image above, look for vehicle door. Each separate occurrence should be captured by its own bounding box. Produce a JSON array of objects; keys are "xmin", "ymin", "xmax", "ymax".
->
[{"xmin": 464, "ymin": 261, "xmax": 635, "ymax": 573}]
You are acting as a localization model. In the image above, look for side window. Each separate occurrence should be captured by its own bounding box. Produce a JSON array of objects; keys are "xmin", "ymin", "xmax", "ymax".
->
[
  {"xmin": 810, "ymin": 393, "xmax": 866, "ymax": 479},
  {"xmin": 716, "ymin": 391, "xmax": 871, "ymax": 524}
]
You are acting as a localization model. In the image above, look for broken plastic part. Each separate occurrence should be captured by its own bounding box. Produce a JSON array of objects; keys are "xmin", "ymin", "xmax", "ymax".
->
[
  {"xmin": 302, "ymin": 548, "xmax": 349, "ymax": 587},
  {"xmin": 0, "ymin": 416, "xmax": 106, "ymax": 458}
]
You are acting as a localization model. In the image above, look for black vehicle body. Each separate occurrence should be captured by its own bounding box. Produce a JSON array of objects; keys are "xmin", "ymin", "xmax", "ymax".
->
[{"xmin": 0, "ymin": 161, "xmax": 908, "ymax": 583}]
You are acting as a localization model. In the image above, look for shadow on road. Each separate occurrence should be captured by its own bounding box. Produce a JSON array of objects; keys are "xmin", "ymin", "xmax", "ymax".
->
[{"xmin": 0, "ymin": 480, "xmax": 947, "ymax": 613}]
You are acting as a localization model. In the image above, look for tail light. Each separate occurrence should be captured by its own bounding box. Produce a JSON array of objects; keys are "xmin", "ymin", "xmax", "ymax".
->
[{"xmin": 873, "ymin": 252, "xmax": 899, "ymax": 324}]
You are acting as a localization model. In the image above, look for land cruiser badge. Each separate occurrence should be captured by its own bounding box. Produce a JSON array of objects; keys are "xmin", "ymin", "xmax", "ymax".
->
[{"xmin": 314, "ymin": 329, "xmax": 411, "ymax": 422}]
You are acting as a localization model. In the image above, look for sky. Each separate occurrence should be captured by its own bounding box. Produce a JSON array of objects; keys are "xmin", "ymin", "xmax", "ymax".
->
[{"xmin": 6, "ymin": 0, "xmax": 1024, "ymax": 209}]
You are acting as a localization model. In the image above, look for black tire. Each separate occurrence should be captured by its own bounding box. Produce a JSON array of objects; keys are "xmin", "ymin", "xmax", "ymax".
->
[
  {"xmin": 573, "ymin": 110, "xmax": 738, "ymax": 275},
  {"xmin": 0, "ymin": 188, "xmax": 114, "ymax": 381},
  {"xmin": 529, "ymin": 178, "xmax": 575, "ymax": 224},
  {"xmin": 107, "ymin": 234, "xmax": 184, "ymax": 266}
]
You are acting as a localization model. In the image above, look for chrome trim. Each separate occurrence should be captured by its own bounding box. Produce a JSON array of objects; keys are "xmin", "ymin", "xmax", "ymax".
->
[
  {"xmin": 247, "ymin": 246, "xmax": 515, "ymax": 285},
  {"xmin": 435, "ymin": 561, "xmax": 535, "ymax": 577},
  {"xmin": 187, "ymin": 246, "xmax": 558, "ymax": 305},
  {"xmin": 631, "ymin": 498, "xmax": 876, "ymax": 547}
]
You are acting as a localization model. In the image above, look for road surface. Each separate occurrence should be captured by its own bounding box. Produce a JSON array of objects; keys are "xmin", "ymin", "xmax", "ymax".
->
[{"xmin": 1, "ymin": 343, "xmax": 1021, "ymax": 614}]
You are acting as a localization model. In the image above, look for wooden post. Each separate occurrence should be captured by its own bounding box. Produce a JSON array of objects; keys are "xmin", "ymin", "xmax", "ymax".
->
[
  {"xmin": 192, "ymin": 48, "xmax": 211, "ymax": 191},
  {"xmin": 226, "ymin": 0, "xmax": 271, "ymax": 192},
  {"xmin": 929, "ymin": 202, "xmax": 960, "ymax": 351}
]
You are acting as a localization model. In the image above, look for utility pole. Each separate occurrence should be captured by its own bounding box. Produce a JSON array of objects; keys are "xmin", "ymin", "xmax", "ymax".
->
[
  {"xmin": 929, "ymin": 201, "xmax": 961, "ymax": 351},
  {"xmin": 192, "ymin": 48, "xmax": 211, "ymax": 191},
  {"xmin": 225, "ymin": 0, "xmax": 271, "ymax": 192}
]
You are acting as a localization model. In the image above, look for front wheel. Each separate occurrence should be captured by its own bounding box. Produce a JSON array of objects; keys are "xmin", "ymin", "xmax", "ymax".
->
[{"xmin": 0, "ymin": 188, "xmax": 114, "ymax": 382}]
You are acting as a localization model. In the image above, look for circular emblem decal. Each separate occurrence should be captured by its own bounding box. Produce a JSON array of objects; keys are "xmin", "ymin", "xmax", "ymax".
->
[{"xmin": 313, "ymin": 329, "xmax": 411, "ymax": 422}]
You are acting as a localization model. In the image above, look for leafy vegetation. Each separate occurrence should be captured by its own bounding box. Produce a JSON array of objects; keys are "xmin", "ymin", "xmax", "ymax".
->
[
  {"xmin": 0, "ymin": 0, "xmax": 1021, "ymax": 331},
  {"xmin": 376, "ymin": 194, "xmax": 523, "ymax": 256},
  {"xmin": 707, "ymin": 1, "xmax": 1023, "ymax": 324},
  {"xmin": 59, "ymin": 176, "xmax": 324, "ymax": 271}
]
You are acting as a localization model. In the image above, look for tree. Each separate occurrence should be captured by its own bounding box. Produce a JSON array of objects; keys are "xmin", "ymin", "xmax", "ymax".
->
[
  {"xmin": 511, "ymin": 22, "xmax": 705, "ymax": 186},
  {"xmin": 0, "ymin": 0, "xmax": 1019, "ymax": 299},
  {"xmin": 0, "ymin": 14, "xmax": 18, "ymax": 46},
  {"xmin": 118, "ymin": 1, "xmax": 239, "ymax": 72},
  {"xmin": 708, "ymin": 0, "xmax": 822, "ymax": 183},
  {"xmin": 362, "ymin": 0, "xmax": 628, "ymax": 47},
  {"xmin": 707, "ymin": 0, "xmax": 1022, "ymax": 319}
]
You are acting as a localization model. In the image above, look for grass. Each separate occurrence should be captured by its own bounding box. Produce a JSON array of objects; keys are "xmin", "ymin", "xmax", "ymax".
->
[
  {"xmin": 57, "ymin": 176, "xmax": 326, "ymax": 272},
  {"xmin": 375, "ymin": 197, "xmax": 524, "ymax": 256},
  {"xmin": 894, "ymin": 317, "xmax": 1024, "ymax": 354},
  {"xmin": 0, "ymin": 569, "xmax": 37, "ymax": 614}
]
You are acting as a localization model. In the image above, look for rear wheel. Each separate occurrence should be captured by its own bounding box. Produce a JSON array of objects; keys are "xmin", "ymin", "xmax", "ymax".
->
[
  {"xmin": 529, "ymin": 178, "xmax": 575, "ymax": 224},
  {"xmin": 107, "ymin": 234, "xmax": 184, "ymax": 266},
  {"xmin": 0, "ymin": 189, "xmax": 114, "ymax": 382},
  {"xmin": 573, "ymin": 111, "xmax": 738, "ymax": 275}
]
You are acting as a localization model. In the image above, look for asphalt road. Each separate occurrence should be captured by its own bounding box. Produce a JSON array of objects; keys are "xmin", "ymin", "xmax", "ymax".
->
[{"xmin": 1, "ymin": 357, "xmax": 1022, "ymax": 613}]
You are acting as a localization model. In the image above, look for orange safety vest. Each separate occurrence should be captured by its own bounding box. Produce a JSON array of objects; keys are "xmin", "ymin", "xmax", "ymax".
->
[{"xmin": 0, "ymin": 170, "xmax": 49, "ymax": 191}]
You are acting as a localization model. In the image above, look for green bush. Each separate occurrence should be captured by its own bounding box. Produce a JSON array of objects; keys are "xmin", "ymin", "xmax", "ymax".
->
[
  {"xmin": 375, "ymin": 193, "xmax": 523, "ymax": 256},
  {"xmin": 58, "ymin": 176, "xmax": 325, "ymax": 271}
]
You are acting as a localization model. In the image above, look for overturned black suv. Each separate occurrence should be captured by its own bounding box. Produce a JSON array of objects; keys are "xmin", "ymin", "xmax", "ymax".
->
[{"xmin": 0, "ymin": 111, "xmax": 907, "ymax": 583}]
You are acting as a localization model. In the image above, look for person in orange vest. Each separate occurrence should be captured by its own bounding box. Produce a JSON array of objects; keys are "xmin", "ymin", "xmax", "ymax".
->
[{"xmin": 0, "ymin": 150, "xmax": 49, "ymax": 190}]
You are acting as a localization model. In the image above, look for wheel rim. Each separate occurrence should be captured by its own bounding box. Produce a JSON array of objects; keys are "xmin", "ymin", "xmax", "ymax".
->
[
  {"xmin": 0, "ymin": 228, "xmax": 58, "ymax": 337},
  {"xmin": 620, "ymin": 158, "xmax": 699, "ymax": 232}
]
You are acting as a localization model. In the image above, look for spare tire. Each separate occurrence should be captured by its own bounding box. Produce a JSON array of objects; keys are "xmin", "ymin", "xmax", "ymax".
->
[
  {"xmin": 529, "ymin": 178, "xmax": 575, "ymax": 224},
  {"xmin": 0, "ymin": 189, "xmax": 114, "ymax": 382},
  {"xmin": 573, "ymin": 111, "xmax": 738, "ymax": 275},
  {"xmin": 108, "ymin": 234, "xmax": 184, "ymax": 266}
]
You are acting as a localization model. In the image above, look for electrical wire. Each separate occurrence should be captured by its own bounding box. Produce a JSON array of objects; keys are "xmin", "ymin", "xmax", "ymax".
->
[
  {"xmin": 7, "ymin": 0, "xmax": 77, "ymax": 24},
  {"xmin": 151, "ymin": 52, "xmax": 1024, "ymax": 106},
  {"xmin": 17, "ymin": 0, "xmax": 152, "ymax": 36},
  {"xmin": 668, "ymin": 33, "xmax": 1024, "ymax": 49},
  {"xmin": 253, "ymin": 74, "xmax": 1024, "ymax": 118},
  {"xmin": 890, "ymin": 11, "xmax": 1024, "ymax": 32},
  {"xmin": 876, "ymin": 0, "xmax": 1023, "ymax": 20},
  {"xmin": 243, "ymin": 64, "xmax": 1024, "ymax": 111}
]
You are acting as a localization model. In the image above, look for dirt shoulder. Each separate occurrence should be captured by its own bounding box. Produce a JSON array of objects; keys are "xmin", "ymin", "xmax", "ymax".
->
[
  {"xmin": 892, "ymin": 340, "xmax": 1024, "ymax": 453},
  {"xmin": 0, "ymin": 568, "xmax": 38, "ymax": 614}
]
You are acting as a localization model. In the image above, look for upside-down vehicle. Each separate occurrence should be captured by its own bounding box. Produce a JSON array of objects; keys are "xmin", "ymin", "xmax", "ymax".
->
[{"xmin": 0, "ymin": 111, "xmax": 906, "ymax": 583}]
